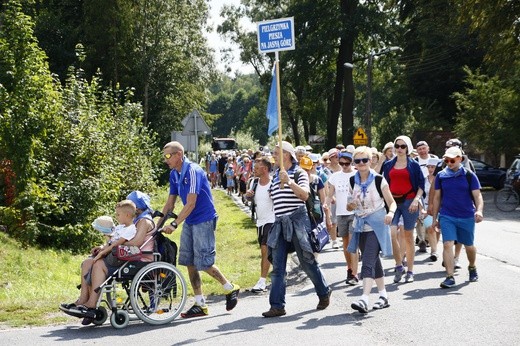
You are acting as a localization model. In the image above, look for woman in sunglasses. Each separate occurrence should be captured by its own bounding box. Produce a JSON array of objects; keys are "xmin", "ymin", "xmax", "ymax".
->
[
  {"xmin": 381, "ymin": 135, "xmax": 425, "ymax": 284},
  {"xmin": 346, "ymin": 146, "xmax": 396, "ymax": 313}
]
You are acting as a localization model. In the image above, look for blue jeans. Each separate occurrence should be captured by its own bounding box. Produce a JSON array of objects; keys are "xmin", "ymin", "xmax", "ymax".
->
[
  {"xmin": 178, "ymin": 217, "xmax": 217, "ymax": 271},
  {"xmin": 269, "ymin": 231, "xmax": 330, "ymax": 309}
]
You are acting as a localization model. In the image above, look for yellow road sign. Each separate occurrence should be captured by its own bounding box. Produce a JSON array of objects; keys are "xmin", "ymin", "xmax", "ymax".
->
[{"xmin": 353, "ymin": 127, "xmax": 368, "ymax": 145}]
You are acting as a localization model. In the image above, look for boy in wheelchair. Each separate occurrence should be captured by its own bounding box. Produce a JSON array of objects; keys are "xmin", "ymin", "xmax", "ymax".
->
[{"xmin": 60, "ymin": 199, "xmax": 138, "ymax": 324}]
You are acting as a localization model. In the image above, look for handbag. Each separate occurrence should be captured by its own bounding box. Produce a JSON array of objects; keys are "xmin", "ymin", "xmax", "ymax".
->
[
  {"xmin": 113, "ymin": 245, "xmax": 142, "ymax": 261},
  {"xmin": 309, "ymin": 221, "xmax": 330, "ymax": 253}
]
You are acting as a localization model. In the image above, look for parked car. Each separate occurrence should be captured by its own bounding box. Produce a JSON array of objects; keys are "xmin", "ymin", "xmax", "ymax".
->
[{"xmin": 470, "ymin": 158, "xmax": 507, "ymax": 189}]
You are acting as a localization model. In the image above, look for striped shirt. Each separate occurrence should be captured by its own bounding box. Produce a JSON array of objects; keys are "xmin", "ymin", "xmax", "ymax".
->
[{"xmin": 269, "ymin": 165, "xmax": 309, "ymax": 216}]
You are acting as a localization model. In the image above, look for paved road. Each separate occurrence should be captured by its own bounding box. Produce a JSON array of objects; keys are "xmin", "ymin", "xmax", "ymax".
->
[{"xmin": 1, "ymin": 191, "xmax": 519, "ymax": 345}]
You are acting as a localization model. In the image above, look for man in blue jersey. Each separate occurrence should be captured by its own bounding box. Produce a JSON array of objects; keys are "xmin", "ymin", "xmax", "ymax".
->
[
  {"xmin": 262, "ymin": 141, "xmax": 331, "ymax": 318},
  {"xmin": 432, "ymin": 146, "xmax": 484, "ymax": 289},
  {"xmin": 161, "ymin": 141, "xmax": 240, "ymax": 318}
]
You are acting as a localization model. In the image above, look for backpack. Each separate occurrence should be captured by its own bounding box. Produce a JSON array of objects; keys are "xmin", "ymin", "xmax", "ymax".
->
[
  {"xmin": 250, "ymin": 177, "xmax": 259, "ymax": 221},
  {"xmin": 349, "ymin": 174, "xmax": 389, "ymax": 212},
  {"xmin": 156, "ymin": 232, "xmax": 178, "ymax": 266},
  {"xmin": 294, "ymin": 170, "xmax": 323, "ymax": 225}
]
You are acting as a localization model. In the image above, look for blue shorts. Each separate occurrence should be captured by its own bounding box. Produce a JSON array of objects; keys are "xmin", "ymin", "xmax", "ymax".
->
[
  {"xmin": 439, "ymin": 214, "xmax": 475, "ymax": 246},
  {"xmin": 391, "ymin": 198, "xmax": 419, "ymax": 230},
  {"xmin": 178, "ymin": 217, "xmax": 218, "ymax": 271}
]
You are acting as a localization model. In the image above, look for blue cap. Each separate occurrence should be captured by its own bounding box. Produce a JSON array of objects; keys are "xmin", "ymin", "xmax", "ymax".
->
[
  {"xmin": 339, "ymin": 152, "xmax": 353, "ymax": 160},
  {"xmin": 126, "ymin": 191, "xmax": 151, "ymax": 211}
]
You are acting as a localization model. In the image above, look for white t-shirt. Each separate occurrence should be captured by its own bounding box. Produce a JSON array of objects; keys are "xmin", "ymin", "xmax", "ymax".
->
[
  {"xmin": 347, "ymin": 174, "xmax": 389, "ymax": 218},
  {"xmin": 254, "ymin": 181, "xmax": 276, "ymax": 227},
  {"xmin": 328, "ymin": 170, "xmax": 356, "ymax": 216},
  {"xmin": 110, "ymin": 224, "xmax": 137, "ymax": 244}
]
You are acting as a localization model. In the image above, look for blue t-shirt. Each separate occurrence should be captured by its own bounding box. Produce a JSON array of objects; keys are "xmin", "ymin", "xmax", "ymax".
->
[
  {"xmin": 169, "ymin": 158, "xmax": 217, "ymax": 225},
  {"xmin": 434, "ymin": 167, "xmax": 481, "ymax": 218}
]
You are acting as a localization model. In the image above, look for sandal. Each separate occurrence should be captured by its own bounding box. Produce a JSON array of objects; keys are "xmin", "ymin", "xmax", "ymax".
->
[
  {"xmin": 351, "ymin": 299, "xmax": 369, "ymax": 313},
  {"xmin": 373, "ymin": 296, "xmax": 390, "ymax": 310}
]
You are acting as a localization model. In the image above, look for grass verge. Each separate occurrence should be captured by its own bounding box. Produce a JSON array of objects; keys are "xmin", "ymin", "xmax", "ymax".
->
[{"xmin": 0, "ymin": 188, "xmax": 259, "ymax": 328}]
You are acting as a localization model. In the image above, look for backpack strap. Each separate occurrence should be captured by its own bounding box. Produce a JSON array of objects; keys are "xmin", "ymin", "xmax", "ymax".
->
[
  {"xmin": 438, "ymin": 170, "xmax": 475, "ymax": 204},
  {"xmin": 349, "ymin": 175, "xmax": 383, "ymax": 199}
]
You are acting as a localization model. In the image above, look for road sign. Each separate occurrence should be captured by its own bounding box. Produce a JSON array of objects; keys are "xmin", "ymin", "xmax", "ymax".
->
[
  {"xmin": 353, "ymin": 127, "xmax": 369, "ymax": 146},
  {"xmin": 181, "ymin": 109, "xmax": 211, "ymax": 136},
  {"xmin": 257, "ymin": 17, "xmax": 295, "ymax": 54}
]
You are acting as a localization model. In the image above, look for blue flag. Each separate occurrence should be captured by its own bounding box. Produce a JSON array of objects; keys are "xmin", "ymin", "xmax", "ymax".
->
[{"xmin": 266, "ymin": 66, "xmax": 278, "ymax": 136}]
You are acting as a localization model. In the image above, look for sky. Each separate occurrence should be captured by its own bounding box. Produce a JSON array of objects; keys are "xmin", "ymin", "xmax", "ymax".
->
[{"xmin": 205, "ymin": 0, "xmax": 256, "ymax": 75}]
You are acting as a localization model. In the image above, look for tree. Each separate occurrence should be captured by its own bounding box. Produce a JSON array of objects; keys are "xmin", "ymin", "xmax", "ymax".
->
[{"xmin": 454, "ymin": 67, "xmax": 520, "ymax": 160}]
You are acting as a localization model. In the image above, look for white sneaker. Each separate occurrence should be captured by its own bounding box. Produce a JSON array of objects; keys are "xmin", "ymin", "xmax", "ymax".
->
[
  {"xmin": 454, "ymin": 257, "xmax": 461, "ymax": 270},
  {"xmin": 251, "ymin": 279, "xmax": 267, "ymax": 293},
  {"xmin": 332, "ymin": 240, "xmax": 339, "ymax": 249}
]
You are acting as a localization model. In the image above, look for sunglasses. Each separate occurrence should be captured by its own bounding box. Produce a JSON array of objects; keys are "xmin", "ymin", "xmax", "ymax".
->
[
  {"xmin": 354, "ymin": 158, "xmax": 370, "ymax": 164},
  {"xmin": 394, "ymin": 144, "xmax": 407, "ymax": 150},
  {"xmin": 163, "ymin": 152, "xmax": 177, "ymax": 159},
  {"xmin": 338, "ymin": 162, "xmax": 351, "ymax": 166},
  {"xmin": 444, "ymin": 158, "xmax": 459, "ymax": 164}
]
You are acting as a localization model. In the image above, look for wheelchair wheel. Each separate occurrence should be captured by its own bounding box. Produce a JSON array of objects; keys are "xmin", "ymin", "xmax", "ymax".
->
[
  {"xmin": 495, "ymin": 188, "xmax": 520, "ymax": 212},
  {"xmin": 129, "ymin": 262, "xmax": 187, "ymax": 325},
  {"xmin": 92, "ymin": 306, "xmax": 108, "ymax": 326},
  {"xmin": 110, "ymin": 309, "xmax": 130, "ymax": 329}
]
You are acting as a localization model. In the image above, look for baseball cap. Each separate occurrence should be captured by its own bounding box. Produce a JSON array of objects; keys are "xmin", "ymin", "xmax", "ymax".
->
[
  {"xmin": 299, "ymin": 156, "xmax": 313, "ymax": 170},
  {"xmin": 443, "ymin": 146, "xmax": 462, "ymax": 158},
  {"xmin": 427, "ymin": 158, "xmax": 441, "ymax": 166},
  {"xmin": 309, "ymin": 153, "xmax": 321, "ymax": 163},
  {"xmin": 446, "ymin": 138, "xmax": 462, "ymax": 148},
  {"xmin": 276, "ymin": 141, "xmax": 297, "ymax": 162},
  {"xmin": 416, "ymin": 141, "xmax": 428, "ymax": 147}
]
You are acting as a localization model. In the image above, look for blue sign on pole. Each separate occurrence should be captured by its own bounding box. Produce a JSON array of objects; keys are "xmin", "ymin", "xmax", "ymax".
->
[{"xmin": 257, "ymin": 17, "xmax": 295, "ymax": 54}]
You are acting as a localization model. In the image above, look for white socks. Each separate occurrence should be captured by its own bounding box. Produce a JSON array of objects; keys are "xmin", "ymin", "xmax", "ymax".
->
[
  {"xmin": 223, "ymin": 282, "xmax": 234, "ymax": 291},
  {"xmin": 195, "ymin": 295, "xmax": 206, "ymax": 306}
]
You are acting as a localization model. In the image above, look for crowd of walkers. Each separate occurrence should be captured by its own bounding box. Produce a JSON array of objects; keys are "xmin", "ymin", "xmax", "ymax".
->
[{"xmin": 204, "ymin": 135, "xmax": 484, "ymax": 316}]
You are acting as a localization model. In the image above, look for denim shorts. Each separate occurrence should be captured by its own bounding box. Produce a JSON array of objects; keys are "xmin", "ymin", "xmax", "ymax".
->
[
  {"xmin": 439, "ymin": 214, "xmax": 475, "ymax": 246},
  {"xmin": 178, "ymin": 217, "xmax": 217, "ymax": 271},
  {"xmin": 391, "ymin": 198, "xmax": 419, "ymax": 230},
  {"xmin": 337, "ymin": 215, "xmax": 354, "ymax": 237}
]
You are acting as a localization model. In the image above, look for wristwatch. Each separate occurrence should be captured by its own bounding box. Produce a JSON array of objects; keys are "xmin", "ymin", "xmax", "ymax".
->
[{"xmin": 171, "ymin": 220, "xmax": 178, "ymax": 229}]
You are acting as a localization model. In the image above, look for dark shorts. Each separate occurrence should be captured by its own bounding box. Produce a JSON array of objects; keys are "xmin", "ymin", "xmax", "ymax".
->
[{"xmin": 257, "ymin": 223, "xmax": 273, "ymax": 246}]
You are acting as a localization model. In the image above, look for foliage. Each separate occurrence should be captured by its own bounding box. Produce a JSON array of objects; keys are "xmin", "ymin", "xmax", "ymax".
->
[
  {"xmin": 454, "ymin": 66, "xmax": 520, "ymax": 159},
  {"xmin": 0, "ymin": 1, "xmax": 160, "ymax": 253},
  {"xmin": 0, "ymin": 0, "xmax": 61, "ymax": 193},
  {"xmin": 28, "ymin": 0, "xmax": 215, "ymax": 145}
]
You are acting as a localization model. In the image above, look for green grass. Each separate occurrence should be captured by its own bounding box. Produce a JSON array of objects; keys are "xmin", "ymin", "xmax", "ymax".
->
[{"xmin": 0, "ymin": 189, "xmax": 259, "ymax": 327}]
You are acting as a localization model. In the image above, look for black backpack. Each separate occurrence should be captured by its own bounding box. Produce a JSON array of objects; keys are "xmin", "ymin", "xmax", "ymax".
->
[
  {"xmin": 156, "ymin": 232, "xmax": 178, "ymax": 266},
  {"xmin": 294, "ymin": 170, "xmax": 323, "ymax": 226}
]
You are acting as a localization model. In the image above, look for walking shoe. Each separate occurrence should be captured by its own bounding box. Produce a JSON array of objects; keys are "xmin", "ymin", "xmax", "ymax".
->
[
  {"xmin": 440, "ymin": 276, "xmax": 456, "ymax": 288},
  {"xmin": 469, "ymin": 266, "xmax": 479, "ymax": 282},
  {"xmin": 332, "ymin": 240, "xmax": 339, "ymax": 249},
  {"xmin": 346, "ymin": 275, "xmax": 359, "ymax": 286},
  {"xmin": 181, "ymin": 303, "xmax": 208, "ymax": 318},
  {"xmin": 418, "ymin": 241, "xmax": 427, "ymax": 253},
  {"xmin": 225, "ymin": 284, "xmax": 240, "ymax": 311},
  {"xmin": 430, "ymin": 252, "xmax": 438, "ymax": 262},
  {"xmin": 262, "ymin": 307, "xmax": 286, "ymax": 318},
  {"xmin": 393, "ymin": 266, "xmax": 405, "ymax": 283},
  {"xmin": 404, "ymin": 271, "xmax": 414, "ymax": 283},
  {"xmin": 351, "ymin": 299, "xmax": 369, "ymax": 314},
  {"xmin": 251, "ymin": 279, "xmax": 267, "ymax": 293},
  {"xmin": 454, "ymin": 258, "xmax": 461, "ymax": 270},
  {"xmin": 372, "ymin": 296, "xmax": 390, "ymax": 310},
  {"xmin": 317, "ymin": 289, "xmax": 332, "ymax": 310}
]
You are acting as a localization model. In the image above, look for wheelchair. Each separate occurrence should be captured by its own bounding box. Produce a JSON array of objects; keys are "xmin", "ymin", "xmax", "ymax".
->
[{"xmin": 67, "ymin": 212, "xmax": 188, "ymax": 329}]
